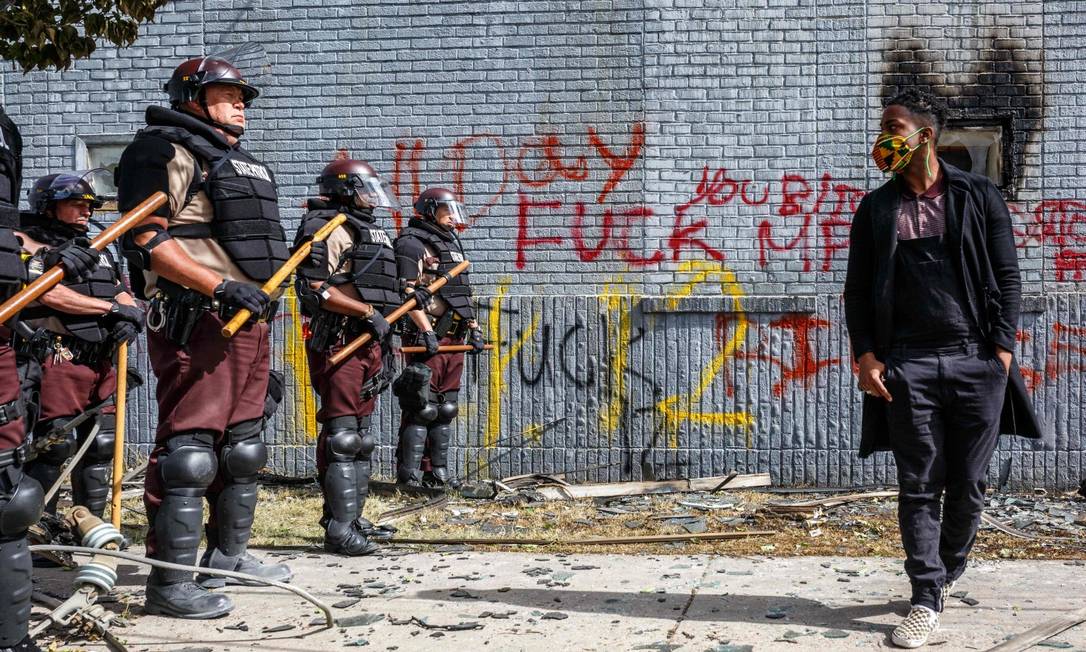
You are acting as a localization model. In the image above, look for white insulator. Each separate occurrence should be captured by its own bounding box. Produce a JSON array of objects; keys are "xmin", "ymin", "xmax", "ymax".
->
[
  {"xmin": 74, "ymin": 560, "xmax": 117, "ymax": 593},
  {"xmin": 81, "ymin": 522, "xmax": 124, "ymax": 550}
]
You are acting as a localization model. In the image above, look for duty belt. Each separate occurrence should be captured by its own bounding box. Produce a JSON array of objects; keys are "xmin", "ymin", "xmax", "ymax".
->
[
  {"xmin": 404, "ymin": 311, "xmax": 467, "ymax": 340},
  {"xmin": 49, "ymin": 333, "xmax": 113, "ymax": 366},
  {"xmin": 17, "ymin": 330, "xmax": 112, "ymax": 366},
  {"xmin": 0, "ymin": 440, "xmax": 29, "ymax": 467},
  {"xmin": 0, "ymin": 398, "xmax": 24, "ymax": 427},
  {"xmin": 149, "ymin": 282, "xmax": 279, "ymax": 347}
]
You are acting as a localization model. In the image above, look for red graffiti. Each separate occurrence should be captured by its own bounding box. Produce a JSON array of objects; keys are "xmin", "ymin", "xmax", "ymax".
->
[
  {"xmin": 586, "ymin": 122, "xmax": 645, "ymax": 204},
  {"xmin": 391, "ymin": 121, "xmax": 646, "ymax": 228},
  {"xmin": 1012, "ymin": 324, "xmax": 1086, "ymax": 394},
  {"xmin": 715, "ymin": 314, "xmax": 840, "ymax": 398},
  {"xmin": 1011, "ymin": 199, "xmax": 1086, "ymax": 282},
  {"xmin": 1046, "ymin": 322, "xmax": 1086, "ymax": 382},
  {"xmin": 758, "ymin": 173, "xmax": 865, "ymax": 273},
  {"xmin": 391, "ymin": 139, "xmax": 424, "ymax": 231},
  {"xmin": 515, "ymin": 195, "xmax": 670, "ymax": 268}
]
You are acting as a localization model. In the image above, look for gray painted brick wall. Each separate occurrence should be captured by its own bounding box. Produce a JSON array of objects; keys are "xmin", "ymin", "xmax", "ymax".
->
[{"xmin": 3, "ymin": 0, "xmax": 1084, "ymax": 488}]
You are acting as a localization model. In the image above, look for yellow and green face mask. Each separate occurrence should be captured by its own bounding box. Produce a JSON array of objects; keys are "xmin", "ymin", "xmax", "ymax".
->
[{"xmin": 871, "ymin": 128, "xmax": 931, "ymax": 176}]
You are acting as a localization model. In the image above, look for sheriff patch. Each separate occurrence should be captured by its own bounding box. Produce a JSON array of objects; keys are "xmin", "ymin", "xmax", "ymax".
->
[{"xmin": 229, "ymin": 160, "xmax": 272, "ymax": 182}]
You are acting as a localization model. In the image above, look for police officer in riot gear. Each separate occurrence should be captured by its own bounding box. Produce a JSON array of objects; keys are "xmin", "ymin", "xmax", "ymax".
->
[
  {"xmin": 0, "ymin": 105, "xmax": 101, "ymax": 652},
  {"xmin": 114, "ymin": 49, "xmax": 291, "ymax": 619},
  {"xmin": 295, "ymin": 156, "xmax": 401, "ymax": 555},
  {"xmin": 16, "ymin": 171, "xmax": 144, "ymax": 521},
  {"xmin": 395, "ymin": 188, "xmax": 485, "ymax": 489}
]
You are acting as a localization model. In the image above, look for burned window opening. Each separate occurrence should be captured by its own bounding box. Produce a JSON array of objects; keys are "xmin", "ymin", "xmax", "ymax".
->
[{"xmin": 937, "ymin": 116, "xmax": 1015, "ymax": 197}]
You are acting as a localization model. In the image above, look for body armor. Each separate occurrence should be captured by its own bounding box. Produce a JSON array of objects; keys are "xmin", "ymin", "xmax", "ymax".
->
[
  {"xmin": 19, "ymin": 216, "xmax": 120, "ymax": 343},
  {"xmin": 0, "ymin": 108, "xmax": 26, "ymax": 297},
  {"xmin": 134, "ymin": 107, "xmax": 288, "ymax": 282},
  {"xmin": 396, "ymin": 218, "xmax": 473, "ymax": 320},
  {"xmin": 299, "ymin": 207, "xmax": 400, "ymax": 313}
]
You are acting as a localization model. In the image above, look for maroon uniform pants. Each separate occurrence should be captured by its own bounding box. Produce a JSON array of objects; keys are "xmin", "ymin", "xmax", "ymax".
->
[
  {"xmin": 401, "ymin": 335, "xmax": 464, "ymax": 471},
  {"xmin": 142, "ymin": 312, "xmax": 270, "ymax": 557},
  {"xmin": 0, "ymin": 337, "xmax": 25, "ymax": 451},
  {"xmin": 306, "ymin": 338, "xmax": 382, "ymax": 476}
]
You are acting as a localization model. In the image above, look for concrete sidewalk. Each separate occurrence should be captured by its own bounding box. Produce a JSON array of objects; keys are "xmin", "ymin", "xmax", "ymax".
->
[{"xmin": 34, "ymin": 549, "xmax": 1086, "ymax": 651}]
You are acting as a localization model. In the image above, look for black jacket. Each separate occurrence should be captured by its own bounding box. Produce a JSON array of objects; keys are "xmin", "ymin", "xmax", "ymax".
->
[{"xmin": 844, "ymin": 161, "xmax": 1043, "ymax": 457}]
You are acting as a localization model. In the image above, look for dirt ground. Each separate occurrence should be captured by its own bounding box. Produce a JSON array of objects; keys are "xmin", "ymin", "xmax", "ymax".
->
[{"xmin": 236, "ymin": 483, "xmax": 1086, "ymax": 559}]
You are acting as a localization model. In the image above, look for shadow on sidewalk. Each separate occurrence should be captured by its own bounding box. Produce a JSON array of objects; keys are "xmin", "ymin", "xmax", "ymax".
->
[{"xmin": 415, "ymin": 587, "xmax": 904, "ymax": 634}]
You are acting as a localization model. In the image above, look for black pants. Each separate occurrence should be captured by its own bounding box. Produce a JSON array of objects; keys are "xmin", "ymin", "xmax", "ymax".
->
[{"xmin": 882, "ymin": 342, "xmax": 1006, "ymax": 611}]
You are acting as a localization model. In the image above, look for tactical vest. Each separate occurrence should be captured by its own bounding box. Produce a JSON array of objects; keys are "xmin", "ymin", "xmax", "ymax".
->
[
  {"xmin": 0, "ymin": 109, "xmax": 26, "ymax": 294},
  {"xmin": 396, "ymin": 218, "xmax": 473, "ymax": 319},
  {"xmin": 137, "ymin": 122, "xmax": 289, "ymax": 282},
  {"xmin": 20, "ymin": 218, "xmax": 121, "ymax": 342},
  {"xmin": 301, "ymin": 208, "xmax": 400, "ymax": 314}
]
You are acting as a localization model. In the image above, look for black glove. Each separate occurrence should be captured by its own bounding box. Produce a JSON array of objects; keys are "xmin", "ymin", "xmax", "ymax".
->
[
  {"xmin": 408, "ymin": 286, "xmax": 432, "ymax": 310},
  {"xmin": 43, "ymin": 238, "xmax": 99, "ymax": 283},
  {"xmin": 418, "ymin": 329, "xmax": 440, "ymax": 358},
  {"xmin": 109, "ymin": 321, "xmax": 139, "ymax": 345},
  {"xmin": 214, "ymin": 280, "xmax": 270, "ymax": 314},
  {"xmin": 467, "ymin": 326, "xmax": 485, "ymax": 354},
  {"xmin": 106, "ymin": 301, "xmax": 146, "ymax": 331},
  {"xmin": 363, "ymin": 309, "xmax": 390, "ymax": 341},
  {"xmin": 296, "ymin": 239, "xmax": 328, "ymax": 280}
]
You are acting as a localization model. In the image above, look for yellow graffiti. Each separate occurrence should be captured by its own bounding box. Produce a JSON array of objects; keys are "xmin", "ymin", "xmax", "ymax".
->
[
  {"xmin": 283, "ymin": 287, "xmax": 318, "ymax": 439},
  {"xmin": 485, "ymin": 280, "xmax": 541, "ymax": 448},
  {"xmin": 655, "ymin": 261, "xmax": 754, "ymax": 445},
  {"xmin": 599, "ymin": 279, "xmax": 635, "ymax": 436}
]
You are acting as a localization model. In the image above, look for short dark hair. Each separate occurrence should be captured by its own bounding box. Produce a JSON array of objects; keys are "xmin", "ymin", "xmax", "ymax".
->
[{"xmin": 883, "ymin": 89, "xmax": 949, "ymax": 136}]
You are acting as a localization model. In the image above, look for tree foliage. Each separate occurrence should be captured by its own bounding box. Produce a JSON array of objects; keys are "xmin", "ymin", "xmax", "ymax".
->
[{"xmin": 0, "ymin": 0, "xmax": 168, "ymax": 72}]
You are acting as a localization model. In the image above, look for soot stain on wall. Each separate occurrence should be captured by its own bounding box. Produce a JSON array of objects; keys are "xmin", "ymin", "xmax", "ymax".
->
[{"xmin": 879, "ymin": 27, "xmax": 1043, "ymax": 197}]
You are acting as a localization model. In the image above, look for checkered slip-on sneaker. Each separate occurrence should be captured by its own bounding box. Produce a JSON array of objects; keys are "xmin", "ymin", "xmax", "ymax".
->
[
  {"xmin": 940, "ymin": 581, "xmax": 956, "ymax": 610},
  {"xmin": 891, "ymin": 605, "xmax": 940, "ymax": 648}
]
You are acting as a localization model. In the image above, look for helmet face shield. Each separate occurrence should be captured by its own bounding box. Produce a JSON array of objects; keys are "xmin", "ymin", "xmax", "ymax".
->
[
  {"xmin": 432, "ymin": 199, "xmax": 468, "ymax": 226},
  {"xmin": 32, "ymin": 168, "xmax": 109, "ymax": 212},
  {"xmin": 355, "ymin": 176, "xmax": 400, "ymax": 212}
]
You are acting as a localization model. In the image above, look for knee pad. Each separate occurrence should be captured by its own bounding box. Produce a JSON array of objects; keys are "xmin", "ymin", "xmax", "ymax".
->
[
  {"xmin": 83, "ymin": 417, "xmax": 116, "ymax": 464},
  {"xmin": 0, "ymin": 473, "xmax": 44, "ymax": 537},
  {"xmin": 407, "ymin": 403, "xmax": 438, "ymax": 425},
  {"xmin": 325, "ymin": 420, "xmax": 363, "ymax": 464},
  {"xmin": 159, "ymin": 432, "xmax": 217, "ymax": 494},
  {"xmin": 436, "ymin": 400, "xmax": 458, "ymax": 423},
  {"xmin": 221, "ymin": 419, "xmax": 268, "ymax": 482},
  {"xmin": 359, "ymin": 432, "xmax": 375, "ymax": 459},
  {"xmin": 35, "ymin": 421, "xmax": 77, "ymax": 464}
]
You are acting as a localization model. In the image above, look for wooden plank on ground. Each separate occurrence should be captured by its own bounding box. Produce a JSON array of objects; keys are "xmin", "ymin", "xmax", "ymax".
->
[
  {"xmin": 532, "ymin": 473, "xmax": 771, "ymax": 501},
  {"xmin": 984, "ymin": 606, "xmax": 1086, "ymax": 652}
]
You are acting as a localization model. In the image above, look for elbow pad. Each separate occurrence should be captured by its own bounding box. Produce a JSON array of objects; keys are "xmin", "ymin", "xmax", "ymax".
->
[{"xmin": 120, "ymin": 224, "xmax": 172, "ymax": 270}]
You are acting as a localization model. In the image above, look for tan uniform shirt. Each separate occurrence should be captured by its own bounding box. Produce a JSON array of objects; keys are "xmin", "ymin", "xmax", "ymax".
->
[
  {"xmin": 411, "ymin": 242, "xmax": 449, "ymax": 317},
  {"xmin": 142, "ymin": 144, "xmax": 256, "ymax": 296},
  {"xmin": 319, "ymin": 225, "xmax": 362, "ymax": 301}
]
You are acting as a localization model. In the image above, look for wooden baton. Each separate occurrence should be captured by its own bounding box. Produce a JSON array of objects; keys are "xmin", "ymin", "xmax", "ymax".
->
[
  {"xmin": 221, "ymin": 213, "xmax": 348, "ymax": 337},
  {"xmin": 329, "ymin": 259, "xmax": 471, "ymax": 366},
  {"xmin": 110, "ymin": 342, "xmax": 127, "ymax": 529},
  {"xmin": 0, "ymin": 191, "xmax": 168, "ymax": 325},
  {"xmin": 400, "ymin": 344, "xmax": 494, "ymax": 354}
]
